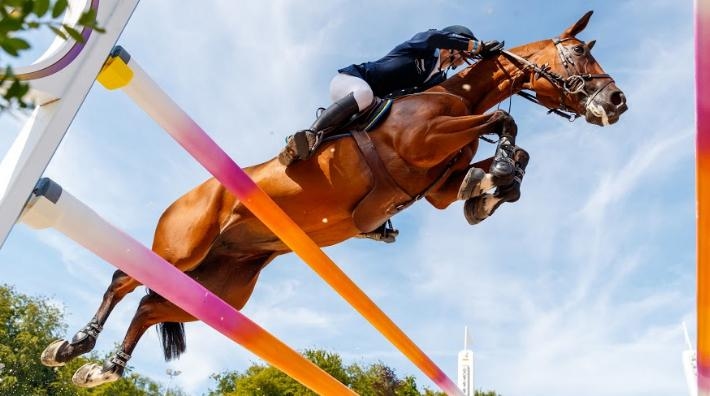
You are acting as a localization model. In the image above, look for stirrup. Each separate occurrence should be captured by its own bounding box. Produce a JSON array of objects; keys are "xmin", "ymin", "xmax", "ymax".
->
[
  {"xmin": 293, "ymin": 130, "xmax": 316, "ymax": 159},
  {"xmin": 357, "ymin": 220, "xmax": 399, "ymax": 243}
]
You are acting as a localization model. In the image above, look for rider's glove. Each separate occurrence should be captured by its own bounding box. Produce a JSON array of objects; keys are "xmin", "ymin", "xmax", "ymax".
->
[{"xmin": 479, "ymin": 40, "xmax": 505, "ymax": 57}]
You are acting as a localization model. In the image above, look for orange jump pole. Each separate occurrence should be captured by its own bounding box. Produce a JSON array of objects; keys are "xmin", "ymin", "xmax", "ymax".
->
[{"xmin": 99, "ymin": 46, "xmax": 463, "ymax": 395}]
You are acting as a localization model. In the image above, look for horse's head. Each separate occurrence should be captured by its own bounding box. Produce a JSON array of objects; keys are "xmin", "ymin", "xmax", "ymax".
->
[{"xmin": 512, "ymin": 11, "xmax": 628, "ymax": 126}]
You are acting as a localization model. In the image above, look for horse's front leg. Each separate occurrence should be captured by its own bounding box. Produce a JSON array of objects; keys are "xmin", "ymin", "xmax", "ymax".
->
[
  {"xmin": 425, "ymin": 156, "xmax": 492, "ymax": 209},
  {"xmin": 402, "ymin": 110, "xmax": 511, "ymax": 167},
  {"xmin": 424, "ymin": 111, "xmax": 531, "ymax": 224},
  {"xmin": 423, "ymin": 110, "xmax": 517, "ymax": 206},
  {"xmin": 464, "ymin": 147, "xmax": 530, "ymax": 225}
]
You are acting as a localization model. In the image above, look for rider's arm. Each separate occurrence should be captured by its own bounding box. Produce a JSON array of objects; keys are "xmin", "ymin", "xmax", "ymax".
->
[{"xmin": 408, "ymin": 30, "xmax": 481, "ymax": 53}]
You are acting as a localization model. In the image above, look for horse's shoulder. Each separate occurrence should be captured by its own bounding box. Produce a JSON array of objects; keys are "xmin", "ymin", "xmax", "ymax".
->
[{"xmin": 395, "ymin": 91, "xmax": 470, "ymax": 117}]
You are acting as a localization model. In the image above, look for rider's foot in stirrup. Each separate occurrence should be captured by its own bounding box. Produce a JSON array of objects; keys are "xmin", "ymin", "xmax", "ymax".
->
[
  {"xmin": 292, "ymin": 130, "xmax": 315, "ymax": 160},
  {"xmin": 279, "ymin": 130, "xmax": 318, "ymax": 166}
]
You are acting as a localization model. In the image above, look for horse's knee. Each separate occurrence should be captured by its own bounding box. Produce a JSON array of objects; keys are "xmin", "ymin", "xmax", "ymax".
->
[{"xmin": 490, "ymin": 110, "xmax": 517, "ymax": 139}]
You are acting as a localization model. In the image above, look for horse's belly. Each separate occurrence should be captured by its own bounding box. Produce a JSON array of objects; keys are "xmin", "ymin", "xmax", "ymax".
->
[{"xmin": 215, "ymin": 213, "xmax": 360, "ymax": 253}]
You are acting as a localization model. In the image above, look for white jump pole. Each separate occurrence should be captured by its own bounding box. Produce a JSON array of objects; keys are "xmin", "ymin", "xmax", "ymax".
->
[
  {"xmin": 0, "ymin": 0, "xmax": 140, "ymax": 247},
  {"xmin": 98, "ymin": 47, "xmax": 463, "ymax": 395},
  {"xmin": 20, "ymin": 177, "xmax": 355, "ymax": 395}
]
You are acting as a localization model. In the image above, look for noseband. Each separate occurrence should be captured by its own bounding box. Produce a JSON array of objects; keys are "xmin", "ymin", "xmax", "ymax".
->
[{"xmin": 501, "ymin": 37, "xmax": 614, "ymax": 121}]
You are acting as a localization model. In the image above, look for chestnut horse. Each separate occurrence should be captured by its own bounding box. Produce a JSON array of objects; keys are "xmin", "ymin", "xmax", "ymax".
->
[{"xmin": 42, "ymin": 11, "xmax": 627, "ymax": 387}]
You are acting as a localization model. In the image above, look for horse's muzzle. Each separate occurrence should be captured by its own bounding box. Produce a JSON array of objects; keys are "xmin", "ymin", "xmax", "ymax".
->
[{"xmin": 584, "ymin": 84, "xmax": 628, "ymax": 126}]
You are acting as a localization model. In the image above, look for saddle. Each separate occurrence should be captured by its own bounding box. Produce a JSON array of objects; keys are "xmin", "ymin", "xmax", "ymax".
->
[{"xmin": 319, "ymin": 98, "xmax": 393, "ymax": 144}]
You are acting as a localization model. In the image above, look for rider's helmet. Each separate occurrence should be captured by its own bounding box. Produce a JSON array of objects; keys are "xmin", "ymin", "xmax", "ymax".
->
[{"xmin": 442, "ymin": 25, "xmax": 475, "ymax": 40}]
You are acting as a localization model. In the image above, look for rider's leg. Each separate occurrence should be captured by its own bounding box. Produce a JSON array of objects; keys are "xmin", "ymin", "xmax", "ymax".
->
[
  {"xmin": 310, "ymin": 92, "xmax": 360, "ymax": 134},
  {"xmin": 299, "ymin": 73, "xmax": 373, "ymax": 150},
  {"xmin": 280, "ymin": 74, "xmax": 373, "ymax": 165}
]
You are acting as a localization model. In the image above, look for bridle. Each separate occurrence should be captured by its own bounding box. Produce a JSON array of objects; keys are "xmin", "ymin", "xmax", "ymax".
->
[{"xmin": 497, "ymin": 37, "xmax": 615, "ymax": 121}]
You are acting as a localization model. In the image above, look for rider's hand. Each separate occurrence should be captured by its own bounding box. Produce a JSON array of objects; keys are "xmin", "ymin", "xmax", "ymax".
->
[{"xmin": 480, "ymin": 40, "xmax": 504, "ymax": 57}]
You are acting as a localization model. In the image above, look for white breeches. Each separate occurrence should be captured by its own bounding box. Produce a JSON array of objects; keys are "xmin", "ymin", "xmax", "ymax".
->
[{"xmin": 329, "ymin": 73, "xmax": 375, "ymax": 111}]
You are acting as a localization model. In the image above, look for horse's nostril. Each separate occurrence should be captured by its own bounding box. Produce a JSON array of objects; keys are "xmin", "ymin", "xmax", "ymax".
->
[{"xmin": 610, "ymin": 91, "xmax": 625, "ymax": 106}]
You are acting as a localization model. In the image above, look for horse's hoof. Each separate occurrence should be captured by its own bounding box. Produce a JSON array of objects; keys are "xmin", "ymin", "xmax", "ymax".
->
[
  {"xmin": 457, "ymin": 167, "xmax": 485, "ymax": 200},
  {"xmin": 495, "ymin": 181, "xmax": 522, "ymax": 203},
  {"xmin": 464, "ymin": 194, "xmax": 505, "ymax": 225},
  {"xmin": 464, "ymin": 197, "xmax": 486, "ymax": 225},
  {"xmin": 72, "ymin": 363, "xmax": 121, "ymax": 388},
  {"xmin": 41, "ymin": 339, "xmax": 68, "ymax": 367}
]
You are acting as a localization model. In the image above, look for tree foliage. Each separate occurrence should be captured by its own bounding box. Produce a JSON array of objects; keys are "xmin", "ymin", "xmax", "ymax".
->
[
  {"xmin": 208, "ymin": 348, "xmax": 501, "ymax": 396},
  {"xmin": 0, "ymin": 0, "xmax": 104, "ymax": 112},
  {"xmin": 0, "ymin": 284, "xmax": 167, "ymax": 395}
]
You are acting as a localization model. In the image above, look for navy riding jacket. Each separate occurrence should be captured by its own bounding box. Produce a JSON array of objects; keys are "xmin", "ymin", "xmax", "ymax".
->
[{"xmin": 338, "ymin": 29, "xmax": 473, "ymax": 97}]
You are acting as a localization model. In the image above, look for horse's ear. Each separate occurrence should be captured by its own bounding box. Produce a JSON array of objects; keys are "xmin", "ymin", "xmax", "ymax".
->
[
  {"xmin": 587, "ymin": 39, "xmax": 596, "ymax": 51},
  {"xmin": 561, "ymin": 10, "xmax": 594, "ymax": 38}
]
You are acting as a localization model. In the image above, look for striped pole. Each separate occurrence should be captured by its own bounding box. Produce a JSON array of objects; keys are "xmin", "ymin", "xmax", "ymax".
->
[
  {"xmin": 21, "ymin": 178, "xmax": 355, "ymax": 395},
  {"xmin": 697, "ymin": 0, "xmax": 710, "ymax": 394},
  {"xmin": 98, "ymin": 46, "xmax": 463, "ymax": 395}
]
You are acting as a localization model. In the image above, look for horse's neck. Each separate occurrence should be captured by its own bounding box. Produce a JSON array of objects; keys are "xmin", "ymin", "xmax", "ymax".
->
[{"xmin": 439, "ymin": 41, "xmax": 547, "ymax": 113}]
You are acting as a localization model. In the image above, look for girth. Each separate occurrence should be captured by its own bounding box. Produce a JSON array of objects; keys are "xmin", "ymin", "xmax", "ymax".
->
[
  {"xmin": 350, "ymin": 129, "xmax": 413, "ymax": 233},
  {"xmin": 350, "ymin": 129, "xmax": 461, "ymax": 233}
]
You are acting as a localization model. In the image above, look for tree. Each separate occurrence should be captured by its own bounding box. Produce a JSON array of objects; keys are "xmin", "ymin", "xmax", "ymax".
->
[
  {"xmin": 0, "ymin": 284, "xmax": 169, "ymax": 395},
  {"xmin": 0, "ymin": 0, "xmax": 104, "ymax": 112},
  {"xmin": 208, "ymin": 348, "xmax": 500, "ymax": 396}
]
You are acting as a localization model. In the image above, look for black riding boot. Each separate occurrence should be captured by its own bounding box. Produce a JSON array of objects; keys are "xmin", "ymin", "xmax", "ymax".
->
[{"xmin": 279, "ymin": 93, "xmax": 360, "ymax": 165}]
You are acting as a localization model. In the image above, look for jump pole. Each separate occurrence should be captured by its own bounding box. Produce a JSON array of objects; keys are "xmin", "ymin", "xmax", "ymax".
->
[
  {"xmin": 697, "ymin": 0, "xmax": 709, "ymax": 394},
  {"xmin": 98, "ymin": 46, "xmax": 463, "ymax": 396},
  {"xmin": 0, "ymin": 0, "xmax": 139, "ymax": 247},
  {"xmin": 20, "ymin": 178, "xmax": 355, "ymax": 395}
]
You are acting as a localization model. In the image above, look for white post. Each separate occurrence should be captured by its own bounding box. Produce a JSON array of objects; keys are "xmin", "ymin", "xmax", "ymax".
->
[
  {"xmin": 0, "ymin": 0, "xmax": 139, "ymax": 247},
  {"xmin": 684, "ymin": 322, "xmax": 699, "ymax": 396},
  {"xmin": 458, "ymin": 326, "xmax": 474, "ymax": 396}
]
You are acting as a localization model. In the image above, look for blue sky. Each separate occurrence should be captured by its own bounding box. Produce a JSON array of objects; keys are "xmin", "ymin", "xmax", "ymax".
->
[{"xmin": 0, "ymin": 1, "xmax": 696, "ymax": 395}]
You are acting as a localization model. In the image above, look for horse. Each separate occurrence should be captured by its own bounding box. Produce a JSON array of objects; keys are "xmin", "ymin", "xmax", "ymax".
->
[{"xmin": 40, "ymin": 10, "xmax": 627, "ymax": 387}]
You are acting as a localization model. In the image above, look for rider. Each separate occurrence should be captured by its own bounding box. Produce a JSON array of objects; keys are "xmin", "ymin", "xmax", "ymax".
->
[{"xmin": 279, "ymin": 25, "xmax": 504, "ymax": 165}]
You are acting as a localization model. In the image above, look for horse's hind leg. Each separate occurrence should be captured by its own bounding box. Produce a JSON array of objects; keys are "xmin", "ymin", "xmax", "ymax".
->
[
  {"xmin": 42, "ymin": 179, "xmax": 230, "ymax": 367},
  {"xmin": 71, "ymin": 292, "xmax": 195, "ymax": 388},
  {"xmin": 72, "ymin": 253, "xmax": 274, "ymax": 388},
  {"xmin": 41, "ymin": 270, "xmax": 141, "ymax": 367}
]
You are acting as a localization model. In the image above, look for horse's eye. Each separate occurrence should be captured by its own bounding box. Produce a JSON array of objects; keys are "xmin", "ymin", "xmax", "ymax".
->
[{"xmin": 573, "ymin": 45, "xmax": 585, "ymax": 55}]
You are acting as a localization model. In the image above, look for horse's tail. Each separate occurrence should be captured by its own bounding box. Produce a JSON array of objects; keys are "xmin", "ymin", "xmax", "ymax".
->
[{"xmin": 158, "ymin": 322, "xmax": 186, "ymax": 361}]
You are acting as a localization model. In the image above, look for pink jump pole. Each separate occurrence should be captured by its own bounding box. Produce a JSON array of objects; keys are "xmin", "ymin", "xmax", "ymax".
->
[
  {"xmin": 697, "ymin": 0, "xmax": 710, "ymax": 394},
  {"xmin": 20, "ymin": 177, "xmax": 355, "ymax": 395},
  {"xmin": 97, "ymin": 46, "xmax": 463, "ymax": 395}
]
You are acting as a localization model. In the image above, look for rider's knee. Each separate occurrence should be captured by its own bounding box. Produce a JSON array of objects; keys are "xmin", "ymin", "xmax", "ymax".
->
[{"xmin": 352, "ymin": 88, "xmax": 374, "ymax": 111}]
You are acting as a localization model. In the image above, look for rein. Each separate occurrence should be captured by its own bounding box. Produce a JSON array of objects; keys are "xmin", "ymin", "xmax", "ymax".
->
[{"xmin": 499, "ymin": 37, "xmax": 614, "ymax": 121}]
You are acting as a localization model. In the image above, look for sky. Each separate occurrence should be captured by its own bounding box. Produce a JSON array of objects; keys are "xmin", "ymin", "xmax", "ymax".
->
[{"xmin": 0, "ymin": 1, "xmax": 697, "ymax": 395}]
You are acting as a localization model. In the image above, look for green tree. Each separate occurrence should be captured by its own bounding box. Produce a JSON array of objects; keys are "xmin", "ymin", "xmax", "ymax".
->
[
  {"xmin": 0, "ymin": 0, "xmax": 104, "ymax": 112},
  {"xmin": 208, "ymin": 348, "xmax": 500, "ymax": 396},
  {"xmin": 0, "ymin": 284, "xmax": 171, "ymax": 395}
]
